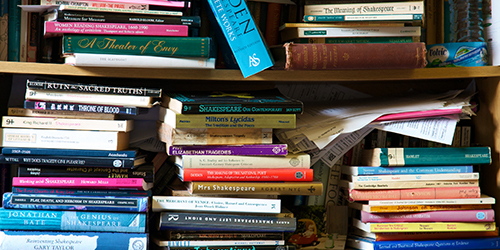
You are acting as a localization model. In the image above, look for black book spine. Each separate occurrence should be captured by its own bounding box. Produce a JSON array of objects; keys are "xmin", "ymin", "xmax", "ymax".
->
[
  {"xmin": 166, "ymin": 246, "xmax": 296, "ymax": 250},
  {"xmin": 167, "ymin": 231, "xmax": 283, "ymax": 241},
  {"xmin": 1, "ymin": 155, "xmax": 135, "ymax": 168},
  {"xmin": 24, "ymin": 100, "xmax": 146, "ymax": 115}
]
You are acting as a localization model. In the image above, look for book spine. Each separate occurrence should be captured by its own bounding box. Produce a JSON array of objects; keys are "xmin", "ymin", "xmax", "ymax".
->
[
  {"xmin": 40, "ymin": 0, "xmax": 149, "ymax": 10},
  {"xmin": 361, "ymin": 209, "xmax": 495, "ymax": 223},
  {"xmin": 303, "ymin": 1, "xmax": 425, "ymax": 16},
  {"xmin": 159, "ymin": 240, "xmax": 285, "ymax": 247},
  {"xmin": 62, "ymin": 34, "xmax": 211, "ymax": 58},
  {"xmin": 2, "ymin": 116, "xmax": 133, "ymax": 132},
  {"xmin": 7, "ymin": 0, "xmax": 21, "ymax": 61},
  {"xmin": 25, "ymin": 89, "xmax": 153, "ymax": 108},
  {"xmin": 344, "ymin": 179, "xmax": 479, "ymax": 189},
  {"xmin": 342, "ymin": 165, "xmax": 474, "ymax": 175},
  {"xmin": 347, "ymin": 186, "xmax": 481, "ymax": 201},
  {"xmin": 179, "ymin": 154, "xmax": 310, "ymax": 169},
  {"xmin": 366, "ymin": 204, "xmax": 492, "ymax": 213},
  {"xmin": 64, "ymin": 53, "xmax": 216, "ymax": 68},
  {"xmin": 166, "ymin": 231, "xmax": 284, "ymax": 241},
  {"xmin": 24, "ymin": 100, "xmax": 145, "ymax": 115},
  {"xmin": 1, "ymin": 155, "xmax": 136, "ymax": 168},
  {"xmin": 303, "ymin": 14, "xmax": 423, "ymax": 22},
  {"xmin": 9, "ymin": 107, "xmax": 117, "ymax": 119},
  {"xmin": 168, "ymin": 144, "xmax": 288, "ymax": 156},
  {"xmin": 12, "ymin": 177, "xmax": 148, "ymax": 190},
  {"xmin": 57, "ymin": 5, "xmax": 183, "ymax": 15},
  {"xmin": 190, "ymin": 181, "xmax": 323, "ymax": 195},
  {"xmin": 166, "ymin": 246, "xmax": 296, "ymax": 250},
  {"xmin": 11, "ymin": 187, "xmax": 151, "ymax": 196},
  {"xmin": 170, "ymin": 102, "xmax": 303, "ymax": 115},
  {"xmin": 3, "ymin": 147, "xmax": 136, "ymax": 158},
  {"xmin": 350, "ymin": 173, "xmax": 479, "ymax": 182},
  {"xmin": 44, "ymin": 21, "xmax": 189, "ymax": 37},
  {"xmin": 3, "ymin": 192, "xmax": 149, "ymax": 212},
  {"xmin": 283, "ymin": 43, "xmax": 427, "ymax": 70},
  {"xmin": 27, "ymin": 11, "xmax": 40, "ymax": 62},
  {"xmin": 0, "ymin": 231, "xmax": 148, "ymax": 250},
  {"xmin": 0, "ymin": 209, "xmax": 146, "ymax": 232},
  {"xmin": 152, "ymin": 196, "xmax": 281, "ymax": 213},
  {"xmin": 180, "ymin": 168, "xmax": 314, "ymax": 182},
  {"xmin": 374, "ymin": 230, "xmax": 499, "ymax": 241},
  {"xmin": 365, "ymin": 221, "xmax": 496, "ymax": 233},
  {"xmin": 159, "ymin": 211, "xmax": 296, "ymax": 232},
  {"xmin": 264, "ymin": 3, "xmax": 281, "ymax": 46},
  {"xmin": 301, "ymin": 36, "xmax": 419, "ymax": 43},
  {"xmin": 374, "ymin": 237, "xmax": 500, "ymax": 249},
  {"xmin": 19, "ymin": 0, "xmax": 28, "ymax": 62},
  {"xmin": 0, "ymin": 0, "xmax": 7, "ymax": 61},
  {"xmin": 297, "ymin": 26, "xmax": 421, "ymax": 38}
]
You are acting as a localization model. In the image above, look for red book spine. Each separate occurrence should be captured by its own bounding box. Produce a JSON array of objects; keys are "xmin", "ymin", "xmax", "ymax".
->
[
  {"xmin": 283, "ymin": 42, "xmax": 427, "ymax": 70},
  {"xmin": 180, "ymin": 168, "xmax": 313, "ymax": 181},
  {"xmin": 347, "ymin": 186, "xmax": 481, "ymax": 201}
]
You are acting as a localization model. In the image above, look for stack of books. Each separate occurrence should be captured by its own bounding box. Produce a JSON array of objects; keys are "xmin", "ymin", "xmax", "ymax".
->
[
  {"xmin": 150, "ymin": 88, "xmax": 319, "ymax": 250},
  {"xmin": 342, "ymin": 146, "xmax": 500, "ymax": 250},
  {"xmin": 0, "ymin": 78, "xmax": 162, "ymax": 248}
]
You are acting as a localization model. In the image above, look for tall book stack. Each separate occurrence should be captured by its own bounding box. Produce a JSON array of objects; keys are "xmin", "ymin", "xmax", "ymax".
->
[
  {"xmin": 150, "ymin": 88, "xmax": 318, "ymax": 250},
  {"xmin": 0, "ymin": 78, "xmax": 161, "ymax": 249},
  {"xmin": 342, "ymin": 146, "xmax": 500, "ymax": 250}
]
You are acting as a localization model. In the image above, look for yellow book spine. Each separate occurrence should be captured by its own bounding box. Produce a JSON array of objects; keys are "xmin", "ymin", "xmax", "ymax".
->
[
  {"xmin": 368, "ymin": 204, "xmax": 492, "ymax": 213},
  {"xmin": 171, "ymin": 114, "xmax": 296, "ymax": 129},
  {"xmin": 369, "ymin": 222, "xmax": 496, "ymax": 232}
]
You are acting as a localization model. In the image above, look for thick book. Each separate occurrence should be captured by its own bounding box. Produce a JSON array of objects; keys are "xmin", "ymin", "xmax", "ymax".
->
[
  {"xmin": 172, "ymin": 153, "xmax": 310, "ymax": 169},
  {"xmin": 2, "ymin": 116, "xmax": 134, "ymax": 131},
  {"xmin": 0, "ymin": 154, "xmax": 145, "ymax": 168},
  {"xmin": 12, "ymin": 187, "xmax": 151, "ymax": 196},
  {"xmin": 3, "ymin": 147, "xmax": 138, "ymax": 158},
  {"xmin": 360, "ymin": 209, "xmax": 495, "ymax": 223},
  {"xmin": 178, "ymin": 167, "xmax": 314, "ymax": 182},
  {"xmin": 62, "ymin": 34, "xmax": 211, "ymax": 58},
  {"xmin": 280, "ymin": 26, "xmax": 421, "ymax": 41},
  {"xmin": 12, "ymin": 177, "xmax": 152, "ymax": 190},
  {"xmin": 158, "ymin": 211, "xmax": 296, "ymax": 231},
  {"xmin": 344, "ymin": 186, "xmax": 481, "ymax": 201},
  {"xmin": 2, "ymin": 192, "xmax": 149, "ymax": 212},
  {"xmin": 278, "ymin": 42, "xmax": 427, "ymax": 70},
  {"xmin": 341, "ymin": 165, "xmax": 474, "ymax": 175},
  {"xmin": 157, "ymin": 121, "xmax": 274, "ymax": 145},
  {"xmin": 160, "ymin": 107, "xmax": 296, "ymax": 129},
  {"xmin": 8, "ymin": 107, "xmax": 117, "ymax": 120},
  {"xmin": 152, "ymin": 196, "xmax": 281, "ymax": 213},
  {"xmin": 347, "ymin": 235, "xmax": 500, "ymax": 250},
  {"xmin": 24, "ymin": 100, "xmax": 147, "ymax": 115},
  {"xmin": 25, "ymin": 88, "xmax": 157, "ymax": 108},
  {"xmin": 361, "ymin": 147, "xmax": 492, "ymax": 166},
  {"xmin": 64, "ymin": 53, "xmax": 216, "ymax": 68},
  {"xmin": 167, "ymin": 144, "xmax": 288, "ymax": 156},
  {"xmin": 348, "ymin": 172, "xmax": 480, "ymax": 182},
  {"xmin": 0, "ymin": 231, "xmax": 148, "ymax": 250},
  {"xmin": 44, "ymin": 21, "xmax": 189, "ymax": 37},
  {"xmin": 353, "ymin": 218, "xmax": 496, "ymax": 233},
  {"xmin": 26, "ymin": 79, "xmax": 162, "ymax": 97},
  {"xmin": 186, "ymin": 181, "xmax": 323, "ymax": 195},
  {"xmin": 0, "ymin": 208, "xmax": 146, "ymax": 232},
  {"xmin": 0, "ymin": 128, "xmax": 129, "ymax": 150},
  {"xmin": 163, "ymin": 88, "xmax": 303, "ymax": 114},
  {"xmin": 340, "ymin": 179, "xmax": 479, "ymax": 190}
]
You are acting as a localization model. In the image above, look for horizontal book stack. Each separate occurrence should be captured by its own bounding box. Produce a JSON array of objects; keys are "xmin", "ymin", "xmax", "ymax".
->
[{"xmin": 343, "ymin": 146, "xmax": 500, "ymax": 250}]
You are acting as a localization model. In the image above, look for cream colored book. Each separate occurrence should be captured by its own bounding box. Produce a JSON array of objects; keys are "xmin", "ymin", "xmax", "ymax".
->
[
  {"xmin": 340, "ymin": 179, "xmax": 479, "ymax": 190},
  {"xmin": 8, "ymin": 107, "xmax": 116, "ymax": 120},
  {"xmin": 353, "ymin": 218, "xmax": 495, "ymax": 233},
  {"xmin": 171, "ymin": 153, "xmax": 311, "ymax": 169},
  {"xmin": 2, "ymin": 116, "xmax": 133, "ymax": 132}
]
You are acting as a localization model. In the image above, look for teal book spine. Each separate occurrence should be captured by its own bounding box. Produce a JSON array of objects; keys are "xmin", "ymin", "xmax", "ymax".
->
[
  {"xmin": 63, "ymin": 35, "xmax": 211, "ymax": 58},
  {"xmin": 0, "ymin": 208, "xmax": 146, "ymax": 233},
  {"xmin": 0, "ymin": 0, "xmax": 8, "ymax": 61},
  {"xmin": 7, "ymin": 0, "xmax": 21, "ymax": 61}
]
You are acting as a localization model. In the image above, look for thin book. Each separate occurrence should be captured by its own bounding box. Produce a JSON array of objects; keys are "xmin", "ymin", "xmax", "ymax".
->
[
  {"xmin": 152, "ymin": 196, "xmax": 281, "ymax": 213},
  {"xmin": 172, "ymin": 153, "xmax": 310, "ymax": 169},
  {"xmin": 2, "ymin": 116, "xmax": 134, "ymax": 132}
]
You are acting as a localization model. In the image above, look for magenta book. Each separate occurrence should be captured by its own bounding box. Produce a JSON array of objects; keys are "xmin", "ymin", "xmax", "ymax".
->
[
  {"xmin": 361, "ymin": 209, "xmax": 495, "ymax": 223},
  {"xmin": 12, "ymin": 177, "xmax": 151, "ymax": 190},
  {"xmin": 44, "ymin": 21, "xmax": 189, "ymax": 37}
]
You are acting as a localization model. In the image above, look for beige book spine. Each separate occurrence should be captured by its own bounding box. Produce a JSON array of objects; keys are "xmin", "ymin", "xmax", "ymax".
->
[
  {"xmin": 189, "ymin": 181, "xmax": 323, "ymax": 195},
  {"xmin": 8, "ymin": 107, "xmax": 116, "ymax": 120}
]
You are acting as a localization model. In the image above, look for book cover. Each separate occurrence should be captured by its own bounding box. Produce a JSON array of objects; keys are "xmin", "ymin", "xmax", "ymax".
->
[
  {"xmin": 178, "ymin": 168, "xmax": 314, "ymax": 182},
  {"xmin": 345, "ymin": 186, "xmax": 481, "ymax": 201},
  {"xmin": 12, "ymin": 186, "xmax": 151, "ymax": 196},
  {"xmin": 44, "ymin": 21, "xmax": 189, "ymax": 37},
  {"xmin": 280, "ymin": 26, "xmax": 421, "ymax": 41},
  {"xmin": 2, "ymin": 116, "xmax": 134, "ymax": 131},
  {"xmin": 360, "ymin": 209, "xmax": 495, "ymax": 223},
  {"xmin": 64, "ymin": 53, "xmax": 216, "ymax": 68},
  {"xmin": 187, "ymin": 181, "xmax": 323, "ymax": 195},
  {"xmin": 280, "ymin": 42, "xmax": 427, "ymax": 70},
  {"xmin": 12, "ymin": 177, "xmax": 152, "ymax": 190},
  {"xmin": 2, "ymin": 192, "xmax": 149, "ymax": 212},
  {"xmin": 0, "ymin": 231, "xmax": 148, "ymax": 250},
  {"xmin": 0, "ymin": 128, "xmax": 129, "ymax": 151},
  {"xmin": 24, "ymin": 100, "xmax": 147, "ymax": 115},
  {"xmin": 158, "ymin": 121, "xmax": 274, "ymax": 145},
  {"xmin": 3, "ymin": 147, "xmax": 138, "ymax": 158},
  {"xmin": 347, "ymin": 235, "xmax": 500, "ymax": 250},
  {"xmin": 340, "ymin": 179, "xmax": 479, "ymax": 190},
  {"xmin": 0, "ymin": 208, "xmax": 146, "ymax": 232},
  {"xmin": 160, "ymin": 107, "xmax": 296, "ymax": 129},
  {"xmin": 62, "ymin": 34, "xmax": 211, "ymax": 58},
  {"xmin": 173, "ymin": 153, "xmax": 310, "ymax": 169},
  {"xmin": 157, "ymin": 211, "xmax": 296, "ymax": 231},
  {"xmin": 341, "ymin": 165, "xmax": 474, "ymax": 175},
  {"xmin": 151, "ymin": 196, "xmax": 281, "ymax": 213},
  {"xmin": 0, "ymin": 154, "xmax": 144, "ymax": 168},
  {"xmin": 361, "ymin": 147, "xmax": 492, "ymax": 166},
  {"xmin": 25, "ymin": 89, "xmax": 156, "ymax": 108},
  {"xmin": 353, "ymin": 218, "xmax": 496, "ymax": 233},
  {"xmin": 168, "ymin": 144, "xmax": 287, "ymax": 156},
  {"xmin": 348, "ymin": 172, "xmax": 479, "ymax": 182},
  {"xmin": 26, "ymin": 79, "xmax": 162, "ymax": 97},
  {"xmin": 163, "ymin": 88, "xmax": 303, "ymax": 114}
]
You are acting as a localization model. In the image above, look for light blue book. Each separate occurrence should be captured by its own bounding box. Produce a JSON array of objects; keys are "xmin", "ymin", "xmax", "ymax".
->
[
  {"xmin": 347, "ymin": 235, "xmax": 500, "ymax": 250},
  {"xmin": 342, "ymin": 165, "xmax": 474, "ymax": 175},
  {"xmin": 303, "ymin": 14, "xmax": 423, "ymax": 22},
  {"xmin": 0, "ymin": 208, "xmax": 146, "ymax": 232},
  {"xmin": 0, "ymin": 231, "xmax": 148, "ymax": 250}
]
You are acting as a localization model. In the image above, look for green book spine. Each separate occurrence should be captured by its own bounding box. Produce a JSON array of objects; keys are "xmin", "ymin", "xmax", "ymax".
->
[{"xmin": 63, "ymin": 35, "xmax": 211, "ymax": 58}]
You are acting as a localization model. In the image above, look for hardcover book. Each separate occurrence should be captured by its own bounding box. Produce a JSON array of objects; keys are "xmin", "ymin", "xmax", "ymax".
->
[
  {"xmin": 341, "ymin": 165, "xmax": 474, "ymax": 175},
  {"xmin": 151, "ymin": 196, "xmax": 281, "ymax": 213},
  {"xmin": 163, "ymin": 88, "xmax": 303, "ymax": 114},
  {"xmin": 178, "ymin": 167, "xmax": 314, "ymax": 182},
  {"xmin": 344, "ymin": 186, "xmax": 481, "ymax": 201},
  {"xmin": 360, "ymin": 209, "xmax": 495, "ymax": 223},
  {"xmin": 24, "ymin": 100, "xmax": 147, "ymax": 115},
  {"xmin": 12, "ymin": 177, "xmax": 152, "ymax": 190},
  {"xmin": 3, "ymin": 147, "xmax": 138, "ymax": 158},
  {"xmin": 186, "ymin": 181, "xmax": 323, "ymax": 195},
  {"xmin": 172, "ymin": 153, "xmax": 310, "ymax": 169},
  {"xmin": 64, "ymin": 53, "xmax": 216, "ymax": 68},
  {"xmin": 347, "ymin": 235, "xmax": 500, "ymax": 250},
  {"xmin": 353, "ymin": 218, "xmax": 496, "ymax": 233},
  {"xmin": 0, "ymin": 154, "xmax": 145, "ymax": 168},
  {"xmin": 2, "ymin": 116, "xmax": 134, "ymax": 131},
  {"xmin": 167, "ymin": 144, "xmax": 288, "ymax": 156},
  {"xmin": 280, "ymin": 26, "xmax": 421, "ymax": 41}
]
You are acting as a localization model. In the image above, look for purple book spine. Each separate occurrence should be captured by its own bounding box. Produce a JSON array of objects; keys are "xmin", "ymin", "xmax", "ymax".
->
[
  {"xmin": 168, "ymin": 144, "xmax": 288, "ymax": 155},
  {"xmin": 361, "ymin": 209, "xmax": 496, "ymax": 223}
]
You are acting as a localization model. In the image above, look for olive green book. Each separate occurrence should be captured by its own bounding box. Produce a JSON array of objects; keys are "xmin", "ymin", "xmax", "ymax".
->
[{"xmin": 62, "ymin": 35, "xmax": 211, "ymax": 58}]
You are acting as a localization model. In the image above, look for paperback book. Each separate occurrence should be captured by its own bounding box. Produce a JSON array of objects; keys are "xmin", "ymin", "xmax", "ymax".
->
[
  {"xmin": 280, "ymin": 26, "xmax": 421, "ymax": 41},
  {"xmin": 353, "ymin": 218, "xmax": 496, "ymax": 233},
  {"xmin": 344, "ymin": 186, "xmax": 481, "ymax": 201},
  {"xmin": 12, "ymin": 177, "xmax": 152, "ymax": 190},
  {"xmin": 347, "ymin": 235, "xmax": 500, "ymax": 250},
  {"xmin": 341, "ymin": 165, "xmax": 474, "ymax": 175},
  {"xmin": 167, "ymin": 144, "xmax": 288, "ymax": 156},
  {"xmin": 152, "ymin": 239, "xmax": 285, "ymax": 247},
  {"xmin": 2, "ymin": 116, "xmax": 133, "ymax": 131},
  {"xmin": 340, "ymin": 179, "xmax": 479, "ymax": 190},
  {"xmin": 172, "ymin": 153, "xmax": 310, "ymax": 169},
  {"xmin": 350, "ymin": 203, "xmax": 493, "ymax": 213},
  {"xmin": 151, "ymin": 196, "xmax": 281, "ymax": 213},
  {"xmin": 11, "ymin": 187, "xmax": 151, "ymax": 196},
  {"xmin": 2, "ymin": 147, "xmax": 138, "ymax": 158},
  {"xmin": 158, "ymin": 231, "xmax": 284, "ymax": 241},
  {"xmin": 64, "ymin": 53, "xmax": 216, "ymax": 68},
  {"xmin": 186, "ymin": 181, "xmax": 323, "ymax": 195},
  {"xmin": 24, "ymin": 100, "xmax": 148, "ymax": 115},
  {"xmin": 0, "ymin": 154, "xmax": 145, "ymax": 168},
  {"xmin": 8, "ymin": 106, "xmax": 117, "ymax": 119},
  {"xmin": 178, "ymin": 167, "xmax": 314, "ymax": 182},
  {"xmin": 360, "ymin": 209, "xmax": 495, "ymax": 223}
]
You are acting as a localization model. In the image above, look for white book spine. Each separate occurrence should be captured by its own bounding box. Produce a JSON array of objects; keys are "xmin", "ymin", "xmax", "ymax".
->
[
  {"xmin": 304, "ymin": 1, "xmax": 424, "ymax": 16},
  {"xmin": 298, "ymin": 26, "xmax": 421, "ymax": 38},
  {"xmin": 40, "ymin": 0, "xmax": 149, "ymax": 10},
  {"xmin": 340, "ymin": 179, "xmax": 479, "ymax": 190},
  {"xmin": 151, "ymin": 196, "xmax": 281, "ymax": 213},
  {"xmin": 64, "ymin": 53, "xmax": 216, "ymax": 69},
  {"xmin": 350, "ymin": 173, "xmax": 479, "ymax": 182},
  {"xmin": 25, "ymin": 89, "xmax": 154, "ymax": 108},
  {"xmin": 178, "ymin": 154, "xmax": 311, "ymax": 168},
  {"xmin": 2, "ymin": 116, "xmax": 133, "ymax": 132}
]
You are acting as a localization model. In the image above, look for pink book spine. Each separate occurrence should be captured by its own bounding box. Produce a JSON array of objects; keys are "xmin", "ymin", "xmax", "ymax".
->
[
  {"xmin": 79, "ymin": 0, "xmax": 191, "ymax": 8},
  {"xmin": 361, "ymin": 209, "xmax": 495, "ymax": 223},
  {"xmin": 374, "ymin": 108, "xmax": 463, "ymax": 122},
  {"xmin": 348, "ymin": 186, "xmax": 481, "ymax": 201},
  {"xmin": 181, "ymin": 168, "xmax": 314, "ymax": 182},
  {"xmin": 44, "ymin": 21, "xmax": 189, "ymax": 37},
  {"xmin": 12, "ymin": 177, "xmax": 147, "ymax": 190}
]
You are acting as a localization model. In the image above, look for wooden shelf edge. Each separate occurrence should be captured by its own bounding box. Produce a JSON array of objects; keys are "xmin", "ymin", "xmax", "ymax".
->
[{"xmin": 2, "ymin": 61, "xmax": 500, "ymax": 81}]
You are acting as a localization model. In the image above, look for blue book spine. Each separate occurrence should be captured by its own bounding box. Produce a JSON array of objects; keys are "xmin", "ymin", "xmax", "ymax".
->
[
  {"xmin": 2, "ymin": 147, "xmax": 137, "ymax": 158},
  {"xmin": 0, "ymin": 208, "xmax": 146, "ymax": 232},
  {"xmin": 0, "ymin": 154, "xmax": 137, "ymax": 168},
  {"xmin": 303, "ymin": 14, "xmax": 423, "ymax": 22},
  {"xmin": 12, "ymin": 187, "xmax": 151, "ymax": 196},
  {"xmin": 0, "ymin": 230, "xmax": 148, "ymax": 250},
  {"xmin": 375, "ymin": 147, "xmax": 492, "ymax": 166},
  {"xmin": 7, "ymin": 0, "xmax": 20, "ymax": 61},
  {"xmin": 355, "ymin": 165, "xmax": 473, "ymax": 175},
  {"xmin": 3, "ymin": 192, "xmax": 149, "ymax": 212},
  {"xmin": 374, "ymin": 237, "xmax": 500, "ymax": 249}
]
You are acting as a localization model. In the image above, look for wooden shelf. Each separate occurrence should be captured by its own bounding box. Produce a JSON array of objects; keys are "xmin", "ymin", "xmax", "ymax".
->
[{"xmin": 1, "ymin": 61, "xmax": 500, "ymax": 81}]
